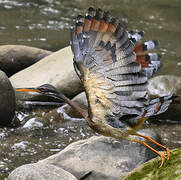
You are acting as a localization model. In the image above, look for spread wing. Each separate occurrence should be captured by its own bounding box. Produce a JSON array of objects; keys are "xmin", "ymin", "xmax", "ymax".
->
[{"xmin": 70, "ymin": 8, "xmax": 172, "ymax": 127}]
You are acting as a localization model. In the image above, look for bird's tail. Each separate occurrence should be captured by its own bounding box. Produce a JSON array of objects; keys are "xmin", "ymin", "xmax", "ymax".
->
[
  {"xmin": 129, "ymin": 31, "xmax": 161, "ymax": 78},
  {"xmin": 143, "ymin": 94, "xmax": 180, "ymax": 118},
  {"xmin": 128, "ymin": 94, "xmax": 180, "ymax": 129}
]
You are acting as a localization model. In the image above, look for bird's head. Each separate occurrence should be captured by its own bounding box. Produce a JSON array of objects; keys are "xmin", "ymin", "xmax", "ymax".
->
[{"xmin": 16, "ymin": 84, "xmax": 61, "ymax": 100}]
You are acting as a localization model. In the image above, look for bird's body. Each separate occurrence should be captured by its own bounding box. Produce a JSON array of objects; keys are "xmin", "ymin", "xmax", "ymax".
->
[
  {"xmin": 16, "ymin": 7, "xmax": 180, "ymax": 167},
  {"xmin": 70, "ymin": 7, "xmax": 174, "ymax": 166},
  {"xmin": 70, "ymin": 8, "xmax": 168, "ymax": 130}
]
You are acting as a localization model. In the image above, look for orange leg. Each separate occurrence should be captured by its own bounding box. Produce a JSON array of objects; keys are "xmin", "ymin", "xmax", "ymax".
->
[
  {"xmin": 126, "ymin": 131, "xmax": 171, "ymax": 167},
  {"xmin": 133, "ymin": 139, "xmax": 167, "ymax": 167},
  {"xmin": 137, "ymin": 134, "xmax": 172, "ymax": 160}
]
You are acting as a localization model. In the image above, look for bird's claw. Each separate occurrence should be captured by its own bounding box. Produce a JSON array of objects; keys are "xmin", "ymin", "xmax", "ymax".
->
[
  {"xmin": 159, "ymin": 151, "xmax": 166, "ymax": 168},
  {"xmin": 164, "ymin": 147, "xmax": 172, "ymax": 160},
  {"xmin": 159, "ymin": 147, "xmax": 172, "ymax": 167}
]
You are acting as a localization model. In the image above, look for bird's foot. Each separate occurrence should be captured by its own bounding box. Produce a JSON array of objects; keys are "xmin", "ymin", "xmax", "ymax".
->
[
  {"xmin": 133, "ymin": 134, "xmax": 172, "ymax": 167},
  {"xmin": 140, "ymin": 135, "xmax": 172, "ymax": 161},
  {"xmin": 157, "ymin": 148, "xmax": 172, "ymax": 167},
  {"xmin": 157, "ymin": 151, "xmax": 166, "ymax": 168},
  {"xmin": 164, "ymin": 147, "xmax": 172, "ymax": 160}
]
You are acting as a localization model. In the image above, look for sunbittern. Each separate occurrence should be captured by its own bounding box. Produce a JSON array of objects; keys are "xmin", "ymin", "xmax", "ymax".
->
[{"xmin": 16, "ymin": 8, "xmax": 180, "ymax": 167}]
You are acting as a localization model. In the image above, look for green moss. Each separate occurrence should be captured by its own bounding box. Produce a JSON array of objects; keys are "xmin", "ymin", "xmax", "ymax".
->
[{"xmin": 122, "ymin": 149, "xmax": 181, "ymax": 180}]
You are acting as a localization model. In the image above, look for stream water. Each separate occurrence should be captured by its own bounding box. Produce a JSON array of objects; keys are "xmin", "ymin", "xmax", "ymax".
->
[{"xmin": 0, "ymin": 0, "xmax": 181, "ymax": 179}]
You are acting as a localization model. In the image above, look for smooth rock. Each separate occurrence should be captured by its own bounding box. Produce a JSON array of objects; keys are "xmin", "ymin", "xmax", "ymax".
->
[
  {"xmin": 23, "ymin": 117, "xmax": 43, "ymax": 129},
  {"xmin": 122, "ymin": 148, "xmax": 181, "ymax": 180},
  {"xmin": 0, "ymin": 70, "xmax": 16, "ymax": 126},
  {"xmin": 7, "ymin": 163, "xmax": 77, "ymax": 180},
  {"xmin": 59, "ymin": 92, "xmax": 87, "ymax": 119},
  {"xmin": 151, "ymin": 123, "xmax": 181, "ymax": 149},
  {"xmin": 39, "ymin": 133, "xmax": 158, "ymax": 179},
  {"xmin": 148, "ymin": 75, "xmax": 181, "ymax": 96},
  {"xmin": 0, "ymin": 45, "xmax": 52, "ymax": 77},
  {"xmin": 10, "ymin": 46, "xmax": 82, "ymax": 98},
  {"xmin": 148, "ymin": 75, "xmax": 181, "ymax": 121}
]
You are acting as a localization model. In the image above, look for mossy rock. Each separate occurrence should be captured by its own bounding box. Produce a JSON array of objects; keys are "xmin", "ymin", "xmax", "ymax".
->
[{"xmin": 122, "ymin": 148, "xmax": 181, "ymax": 180}]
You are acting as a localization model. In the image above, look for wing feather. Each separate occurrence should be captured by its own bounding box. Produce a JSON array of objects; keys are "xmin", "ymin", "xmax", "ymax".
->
[{"xmin": 70, "ymin": 8, "xmax": 171, "ymax": 128}]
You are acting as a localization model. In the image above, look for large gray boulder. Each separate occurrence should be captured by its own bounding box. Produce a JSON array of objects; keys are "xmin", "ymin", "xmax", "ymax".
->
[
  {"xmin": 7, "ymin": 163, "xmax": 77, "ymax": 180},
  {"xmin": 0, "ymin": 70, "xmax": 16, "ymax": 126},
  {"xmin": 39, "ymin": 134, "xmax": 158, "ymax": 179},
  {"xmin": 7, "ymin": 132, "xmax": 158, "ymax": 180},
  {"xmin": 0, "ymin": 45, "xmax": 52, "ymax": 76},
  {"xmin": 10, "ymin": 46, "xmax": 82, "ymax": 98}
]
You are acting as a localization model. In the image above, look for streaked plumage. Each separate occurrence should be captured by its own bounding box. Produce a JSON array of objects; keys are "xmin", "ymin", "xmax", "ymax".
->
[
  {"xmin": 16, "ymin": 7, "xmax": 180, "ymax": 168},
  {"xmin": 70, "ymin": 7, "xmax": 176, "ymax": 167},
  {"xmin": 70, "ymin": 8, "xmax": 167, "ymax": 127}
]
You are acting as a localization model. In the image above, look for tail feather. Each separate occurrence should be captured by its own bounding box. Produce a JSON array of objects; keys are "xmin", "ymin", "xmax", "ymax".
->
[
  {"xmin": 134, "ymin": 40, "xmax": 159, "ymax": 54},
  {"xmin": 129, "ymin": 31, "xmax": 144, "ymax": 43},
  {"xmin": 127, "ymin": 94, "xmax": 180, "ymax": 126},
  {"xmin": 141, "ymin": 53, "xmax": 161, "ymax": 78},
  {"xmin": 70, "ymin": 28, "xmax": 80, "ymax": 61},
  {"xmin": 75, "ymin": 15, "xmax": 84, "ymax": 35},
  {"xmin": 101, "ymin": 18, "xmax": 119, "ymax": 46},
  {"xmin": 144, "ymin": 94, "xmax": 178, "ymax": 117},
  {"xmin": 136, "ymin": 53, "xmax": 161, "ymax": 68},
  {"xmin": 83, "ymin": 7, "xmax": 95, "ymax": 33},
  {"xmin": 99, "ymin": 11, "xmax": 111, "ymax": 32},
  {"xmin": 107, "ymin": 17, "xmax": 119, "ymax": 32}
]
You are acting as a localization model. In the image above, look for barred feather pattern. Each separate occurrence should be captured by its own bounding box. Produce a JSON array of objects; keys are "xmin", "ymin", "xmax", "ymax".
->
[{"xmin": 70, "ymin": 7, "xmax": 174, "ymax": 128}]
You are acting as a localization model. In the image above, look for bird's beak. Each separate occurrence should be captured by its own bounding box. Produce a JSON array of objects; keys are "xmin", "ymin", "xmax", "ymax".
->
[{"xmin": 15, "ymin": 88, "xmax": 41, "ymax": 93}]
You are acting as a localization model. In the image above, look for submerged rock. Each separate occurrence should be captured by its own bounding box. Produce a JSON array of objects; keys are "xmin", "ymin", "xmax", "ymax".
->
[
  {"xmin": 0, "ymin": 70, "xmax": 16, "ymax": 126},
  {"xmin": 122, "ymin": 148, "xmax": 181, "ymax": 180},
  {"xmin": 0, "ymin": 45, "xmax": 52, "ymax": 77}
]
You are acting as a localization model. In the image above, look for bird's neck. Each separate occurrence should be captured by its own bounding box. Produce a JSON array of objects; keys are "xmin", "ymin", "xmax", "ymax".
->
[{"xmin": 60, "ymin": 93, "xmax": 88, "ymax": 119}]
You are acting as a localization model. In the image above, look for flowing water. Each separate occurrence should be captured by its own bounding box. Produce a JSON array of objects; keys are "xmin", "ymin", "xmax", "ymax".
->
[{"xmin": 0, "ymin": 0, "xmax": 181, "ymax": 178}]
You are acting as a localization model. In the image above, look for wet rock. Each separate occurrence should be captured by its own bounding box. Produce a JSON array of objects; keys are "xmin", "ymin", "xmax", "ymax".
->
[
  {"xmin": 151, "ymin": 123, "xmax": 181, "ymax": 149},
  {"xmin": 150, "ymin": 102, "xmax": 181, "ymax": 122},
  {"xmin": 36, "ymin": 92, "xmax": 87, "ymax": 125},
  {"xmin": 60, "ymin": 92, "xmax": 87, "ymax": 119},
  {"xmin": 23, "ymin": 117, "xmax": 43, "ymax": 129},
  {"xmin": 7, "ymin": 163, "xmax": 77, "ymax": 180},
  {"xmin": 148, "ymin": 75, "xmax": 181, "ymax": 122},
  {"xmin": 122, "ymin": 148, "xmax": 181, "ymax": 180},
  {"xmin": 38, "ymin": 131, "xmax": 158, "ymax": 179},
  {"xmin": 0, "ymin": 70, "xmax": 16, "ymax": 126},
  {"xmin": 10, "ymin": 46, "xmax": 82, "ymax": 98},
  {"xmin": 148, "ymin": 75, "xmax": 181, "ymax": 96},
  {"xmin": 0, "ymin": 45, "xmax": 52, "ymax": 77}
]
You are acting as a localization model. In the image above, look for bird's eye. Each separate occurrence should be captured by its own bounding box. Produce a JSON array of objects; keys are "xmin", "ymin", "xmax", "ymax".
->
[{"xmin": 40, "ymin": 88, "xmax": 46, "ymax": 92}]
